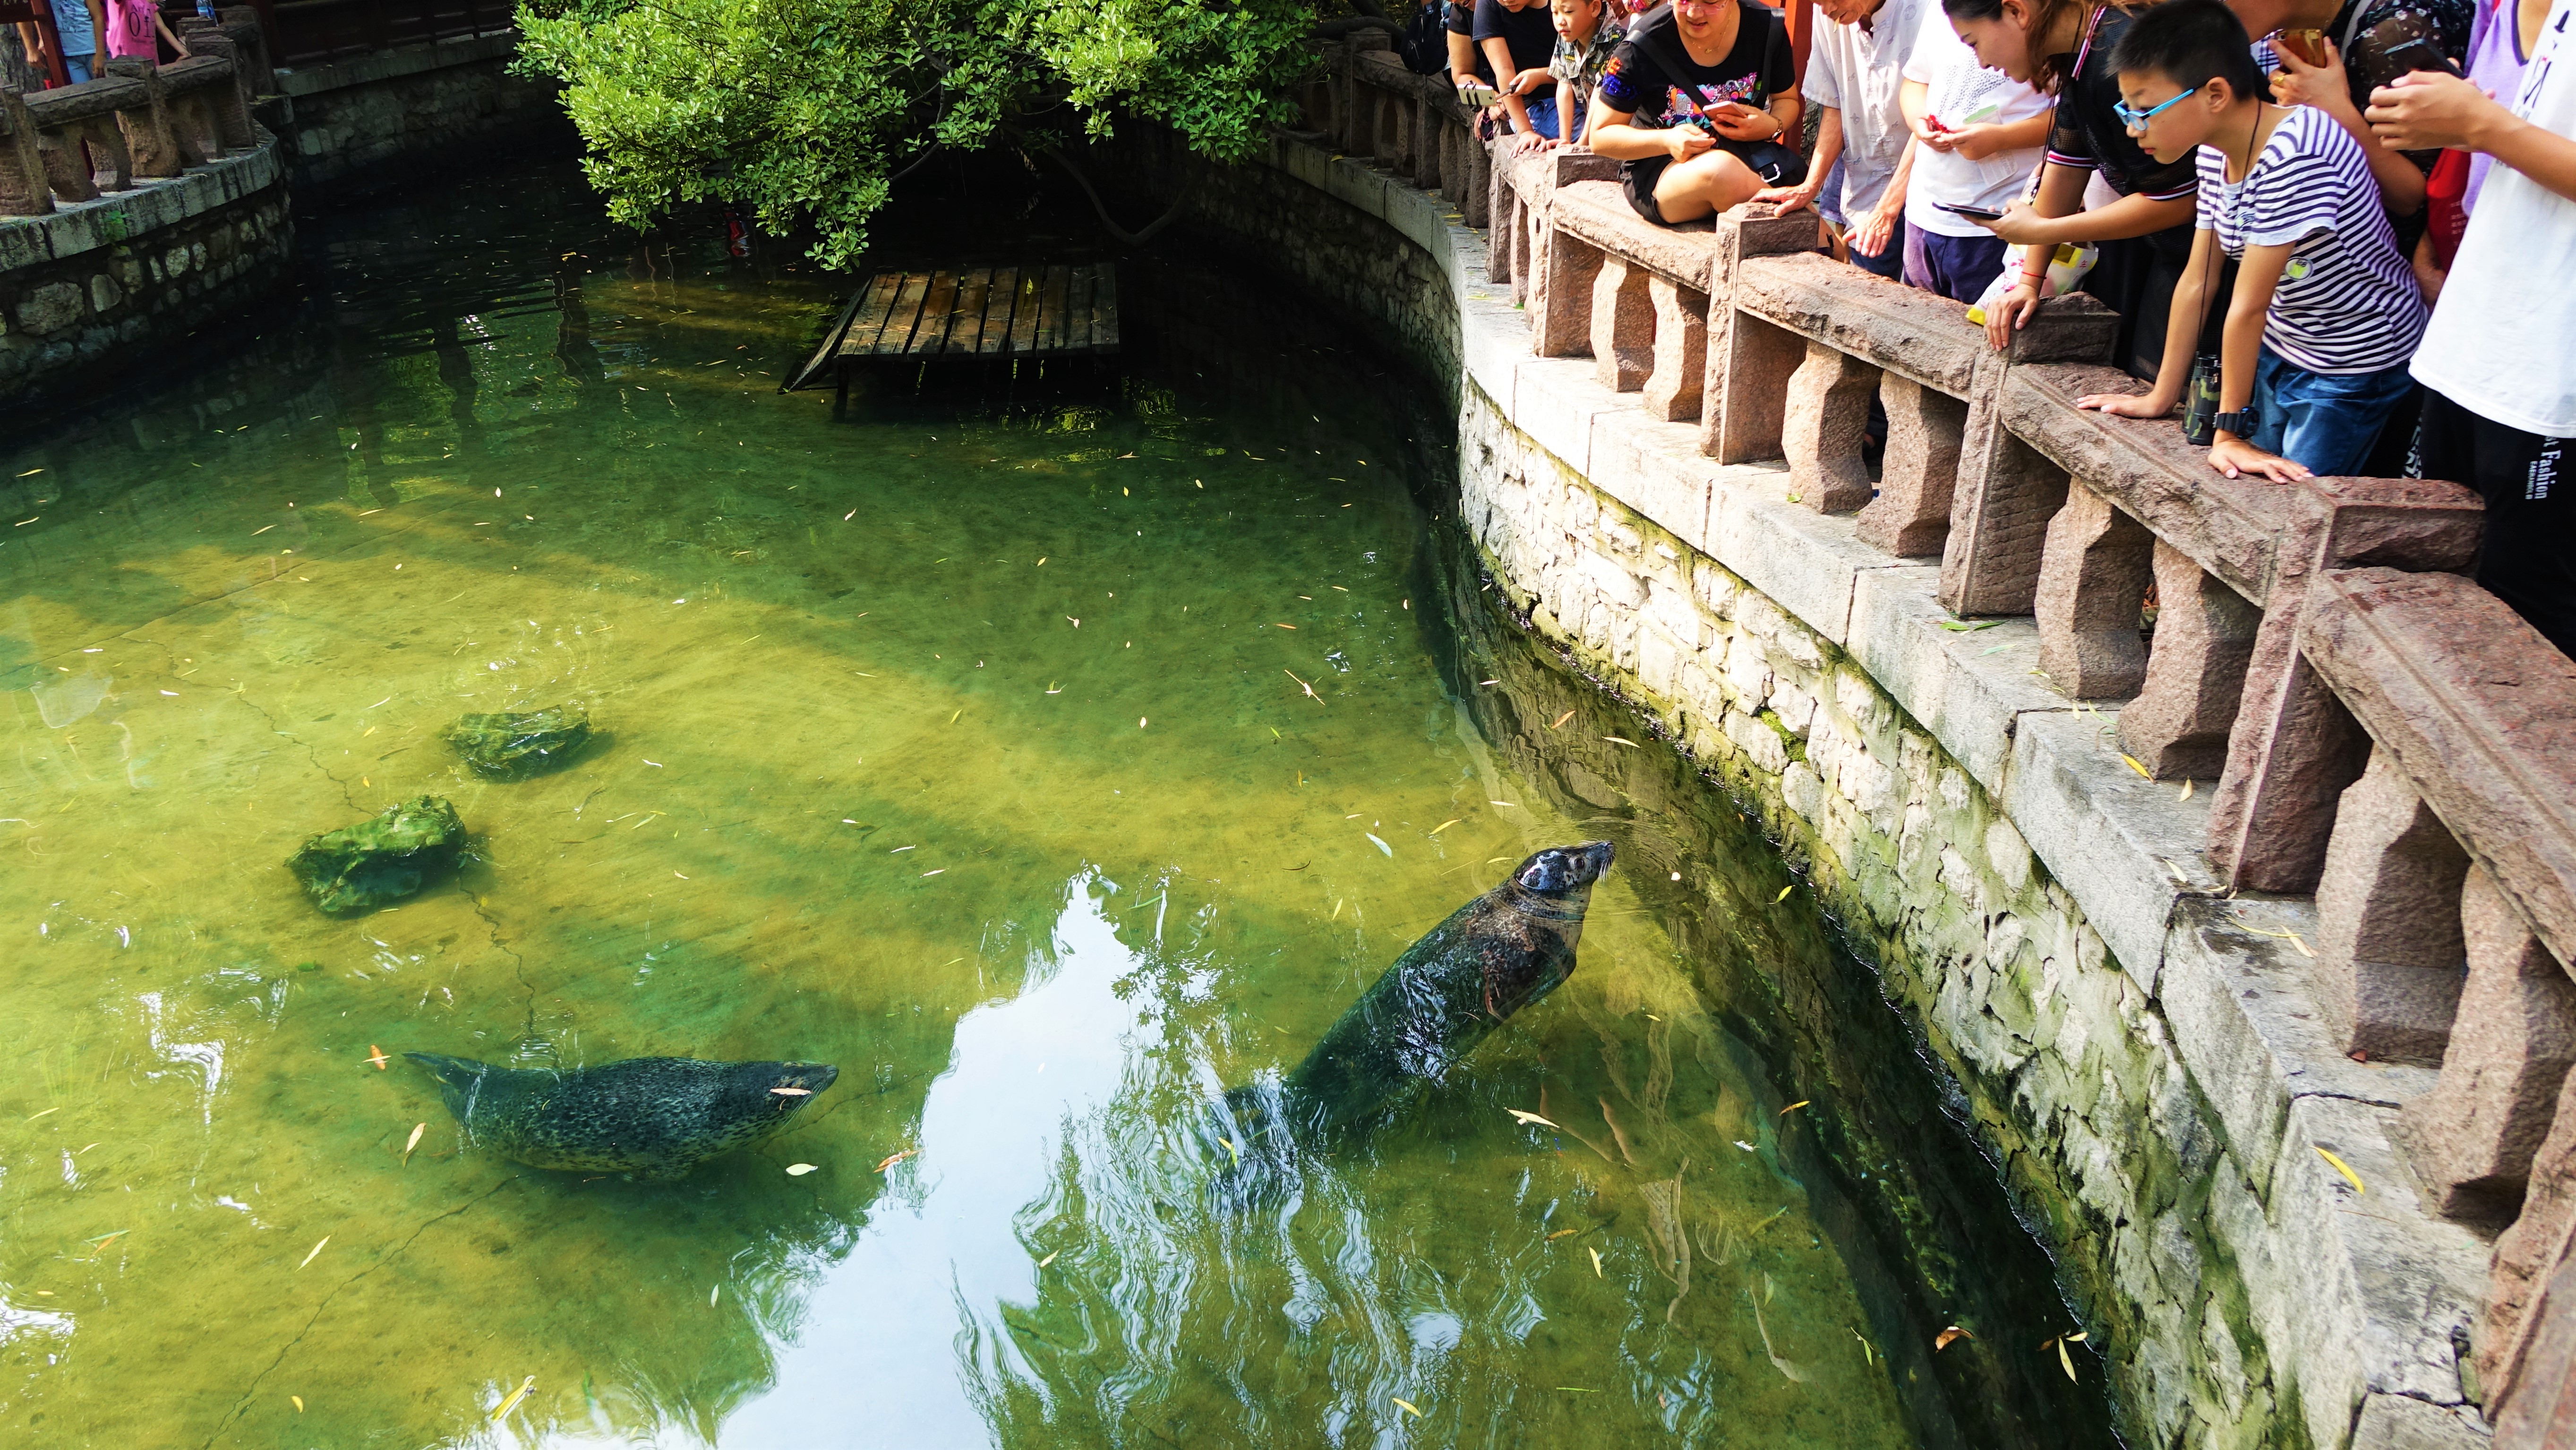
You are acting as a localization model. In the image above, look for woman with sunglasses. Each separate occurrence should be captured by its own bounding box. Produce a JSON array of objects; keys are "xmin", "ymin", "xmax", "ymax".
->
[{"xmin": 1939, "ymin": 0, "xmax": 2199, "ymax": 372}]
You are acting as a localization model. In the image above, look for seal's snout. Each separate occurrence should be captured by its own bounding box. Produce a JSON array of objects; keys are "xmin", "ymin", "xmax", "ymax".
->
[
  {"xmin": 780, "ymin": 1062, "xmax": 838, "ymax": 1094},
  {"xmin": 1575, "ymin": 840, "xmax": 1614, "ymax": 882},
  {"xmin": 1513, "ymin": 841, "xmax": 1617, "ymax": 894}
]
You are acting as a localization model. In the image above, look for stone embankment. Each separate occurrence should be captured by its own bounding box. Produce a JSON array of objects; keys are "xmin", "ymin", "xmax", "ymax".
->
[
  {"xmin": 1124, "ymin": 37, "xmax": 2576, "ymax": 1450},
  {"xmin": 1, "ymin": 10, "xmax": 557, "ymax": 411}
]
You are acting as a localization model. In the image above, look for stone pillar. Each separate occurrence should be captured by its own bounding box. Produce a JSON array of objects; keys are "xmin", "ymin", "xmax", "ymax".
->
[
  {"xmin": 1486, "ymin": 147, "xmax": 1515, "ymax": 280},
  {"xmin": 2478, "ymin": 1069, "xmax": 2576, "ymax": 1419},
  {"xmin": 1591, "ymin": 255, "xmax": 1652, "ymax": 391},
  {"xmin": 1412, "ymin": 91, "xmax": 1441, "ymax": 190},
  {"xmin": 1463, "ymin": 129, "xmax": 1491, "ymax": 230},
  {"xmin": 1640, "ymin": 275, "xmax": 1708, "ymax": 423},
  {"xmin": 1856, "ymin": 373, "xmax": 1967, "ymax": 557},
  {"xmin": 2118, "ymin": 541, "xmax": 2262, "ymax": 779},
  {"xmin": 1697, "ymin": 206, "xmax": 1821, "ymax": 463},
  {"xmin": 2207, "ymin": 619, "xmax": 2374, "ymax": 893},
  {"xmin": 1782, "ymin": 341, "xmax": 1878, "ymax": 513},
  {"xmin": 1533, "ymin": 225, "xmax": 1601, "ymax": 359},
  {"xmin": 1936, "ymin": 294, "xmax": 2116, "ymax": 616},
  {"xmin": 2409, "ymin": 865, "xmax": 2576, "ymax": 1219},
  {"xmin": 2311, "ymin": 748, "xmax": 2472, "ymax": 1064},
  {"xmin": 0, "ymin": 89, "xmax": 52, "ymax": 217},
  {"xmin": 108, "ymin": 58, "xmax": 185, "ymax": 180},
  {"xmin": 2033, "ymin": 480, "xmax": 2155, "ymax": 698}
]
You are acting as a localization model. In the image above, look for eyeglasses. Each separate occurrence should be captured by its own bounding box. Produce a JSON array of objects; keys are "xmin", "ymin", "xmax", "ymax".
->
[{"xmin": 2112, "ymin": 87, "xmax": 2196, "ymax": 132}]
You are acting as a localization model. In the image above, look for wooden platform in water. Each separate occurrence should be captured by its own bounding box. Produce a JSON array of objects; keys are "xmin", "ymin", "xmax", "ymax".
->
[{"xmin": 848, "ymin": 265, "xmax": 1116, "ymax": 360}]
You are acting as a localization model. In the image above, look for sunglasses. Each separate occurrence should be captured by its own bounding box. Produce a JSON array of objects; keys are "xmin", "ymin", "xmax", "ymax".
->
[{"xmin": 2112, "ymin": 86, "xmax": 2198, "ymax": 132}]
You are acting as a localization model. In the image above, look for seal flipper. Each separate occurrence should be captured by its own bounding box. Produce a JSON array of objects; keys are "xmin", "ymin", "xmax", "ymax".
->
[{"xmin": 404, "ymin": 1051, "xmax": 494, "ymax": 1130}]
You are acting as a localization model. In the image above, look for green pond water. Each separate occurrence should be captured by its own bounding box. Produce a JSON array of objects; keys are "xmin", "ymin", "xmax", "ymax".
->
[{"xmin": 0, "ymin": 159, "xmax": 2115, "ymax": 1448}]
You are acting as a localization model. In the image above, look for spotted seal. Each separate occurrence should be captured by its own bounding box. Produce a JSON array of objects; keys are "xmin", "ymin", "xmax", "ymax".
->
[
  {"xmin": 407, "ymin": 1053, "xmax": 839, "ymax": 1179},
  {"xmin": 1216, "ymin": 841, "xmax": 1614, "ymax": 1167}
]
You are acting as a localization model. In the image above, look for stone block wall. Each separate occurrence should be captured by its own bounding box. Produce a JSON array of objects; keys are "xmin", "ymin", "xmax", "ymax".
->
[
  {"xmin": 0, "ymin": 144, "xmax": 291, "ymax": 410},
  {"xmin": 273, "ymin": 33, "xmax": 565, "ymax": 192}
]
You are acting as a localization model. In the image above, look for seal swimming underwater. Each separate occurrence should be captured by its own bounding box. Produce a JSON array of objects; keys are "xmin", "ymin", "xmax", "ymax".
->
[
  {"xmin": 1216, "ymin": 841, "xmax": 1614, "ymax": 1167},
  {"xmin": 407, "ymin": 1054, "xmax": 838, "ymax": 1180}
]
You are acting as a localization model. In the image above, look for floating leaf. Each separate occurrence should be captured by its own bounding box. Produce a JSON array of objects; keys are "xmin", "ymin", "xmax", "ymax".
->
[
  {"xmin": 1774, "ymin": 885, "xmax": 1794, "ymax": 903},
  {"xmin": 492, "ymin": 1375, "xmax": 534, "ymax": 1424},
  {"xmin": 1428, "ymin": 819, "xmax": 1460, "ymax": 835},
  {"xmin": 1036, "ymin": 1250, "xmax": 1060, "ymax": 1268},
  {"xmin": 1588, "ymin": 1248, "xmax": 1603, "ymax": 1278},
  {"xmin": 298, "ymin": 1236, "xmax": 330, "ymax": 1270},
  {"xmin": 2057, "ymin": 1338, "xmax": 2077, "ymax": 1381},
  {"xmin": 770, "ymin": 1087, "xmax": 813, "ymax": 1097},
  {"xmin": 1392, "ymin": 1398, "xmax": 1423, "ymax": 1418},
  {"xmin": 402, "ymin": 1123, "xmax": 425, "ymax": 1163},
  {"xmin": 1365, "ymin": 833, "xmax": 1393, "ymax": 857},
  {"xmin": 1602, "ymin": 736, "xmax": 1638, "ymax": 747},
  {"xmin": 1506, "ymin": 1108, "xmax": 1560, "ymax": 1129},
  {"xmin": 2313, "ymin": 1146, "xmax": 2366, "ymax": 1195},
  {"xmin": 291, "ymin": 1396, "xmax": 304, "ymax": 1412},
  {"xmin": 1550, "ymin": 711, "xmax": 1575, "ymax": 729},
  {"xmin": 367, "ymin": 1046, "xmax": 389, "ymax": 1070},
  {"xmin": 876, "ymin": 1148, "xmax": 918, "ymax": 1173},
  {"xmin": 1935, "ymin": 1326, "xmax": 1973, "ymax": 1351},
  {"xmin": 1546, "ymin": 1228, "xmax": 1578, "ymax": 1240},
  {"xmin": 785, "ymin": 1163, "xmax": 819, "ymax": 1176},
  {"xmin": 1778, "ymin": 1100, "xmax": 1810, "ymax": 1116}
]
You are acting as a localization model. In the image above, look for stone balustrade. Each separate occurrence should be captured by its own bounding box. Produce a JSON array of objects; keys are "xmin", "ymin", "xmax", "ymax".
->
[
  {"xmin": 1317, "ymin": 42, "xmax": 2576, "ymax": 1428},
  {"xmin": 1, "ymin": 18, "xmax": 267, "ymax": 218}
]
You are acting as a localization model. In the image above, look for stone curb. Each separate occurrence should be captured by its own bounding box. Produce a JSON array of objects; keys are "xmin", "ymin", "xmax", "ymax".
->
[
  {"xmin": 1258, "ymin": 133, "xmax": 2493, "ymax": 1446},
  {"xmin": 273, "ymin": 30, "xmax": 520, "ymax": 97},
  {"xmin": 0, "ymin": 140, "xmax": 282, "ymax": 273}
]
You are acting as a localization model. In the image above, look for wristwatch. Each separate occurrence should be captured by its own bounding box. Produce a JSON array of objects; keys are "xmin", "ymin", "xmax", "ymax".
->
[{"xmin": 2211, "ymin": 409, "xmax": 2259, "ymax": 439}]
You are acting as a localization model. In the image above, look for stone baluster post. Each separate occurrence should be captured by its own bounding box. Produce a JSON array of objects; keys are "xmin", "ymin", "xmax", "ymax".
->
[
  {"xmin": 2408, "ymin": 864, "xmax": 2576, "ymax": 1219},
  {"xmin": 2480, "ymin": 1071, "xmax": 2576, "ymax": 1426},
  {"xmin": 2310, "ymin": 747, "xmax": 2473, "ymax": 1063},
  {"xmin": 1590, "ymin": 254, "xmax": 1652, "ymax": 389},
  {"xmin": 1640, "ymin": 276, "xmax": 1708, "ymax": 423},
  {"xmin": 2117, "ymin": 541, "xmax": 2263, "ymax": 778},
  {"xmin": 1936, "ymin": 295, "xmax": 2118, "ymax": 616},
  {"xmin": 107, "ymin": 57, "xmax": 186, "ymax": 179},
  {"xmin": 1699, "ymin": 205, "xmax": 1825, "ymax": 463},
  {"xmin": 2032, "ymin": 480, "xmax": 2156, "ymax": 698},
  {"xmin": 0, "ymin": 89, "xmax": 54, "ymax": 217},
  {"xmin": 1782, "ymin": 341, "xmax": 1880, "ymax": 513},
  {"xmin": 1855, "ymin": 373, "xmax": 1969, "ymax": 557}
]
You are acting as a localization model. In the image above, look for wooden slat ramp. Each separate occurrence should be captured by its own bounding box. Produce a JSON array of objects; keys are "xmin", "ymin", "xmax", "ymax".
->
[{"xmin": 843, "ymin": 263, "xmax": 1117, "ymax": 367}]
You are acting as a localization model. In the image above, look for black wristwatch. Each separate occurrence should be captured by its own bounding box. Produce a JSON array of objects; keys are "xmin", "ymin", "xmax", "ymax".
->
[{"xmin": 2211, "ymin": 409, "xmax": 2259, "ymax": 439}]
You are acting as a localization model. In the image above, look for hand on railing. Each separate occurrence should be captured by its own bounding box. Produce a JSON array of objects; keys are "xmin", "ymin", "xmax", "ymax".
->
[{"xmin": 2073, "ymin": 385, "xmax": 2176, "ymax": 420}]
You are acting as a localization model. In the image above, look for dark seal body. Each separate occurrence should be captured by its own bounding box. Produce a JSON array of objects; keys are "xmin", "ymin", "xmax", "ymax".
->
[
  {"xmin": 407, "ymin": 1054, "xmax": 837, "ymax": 1180},
  {"xmin": 1221, "ymin": 841, "xmax": 1614, "ymax": 1160}
]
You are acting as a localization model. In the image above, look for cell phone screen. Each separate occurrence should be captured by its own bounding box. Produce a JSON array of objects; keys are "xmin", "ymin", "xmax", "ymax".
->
[{"xmin": 1935, "ymin": 202, "xmax": 2003, "ymax": 222}]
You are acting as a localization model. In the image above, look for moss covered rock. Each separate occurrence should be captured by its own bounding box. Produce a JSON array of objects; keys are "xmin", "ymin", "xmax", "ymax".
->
[
  {"xmin": 447, "ymin": 704, "xmax": 591, "ymax": 778},
  {"xmin": 286, "ymin": 796, "xmax": 466, "ymax": 914}
]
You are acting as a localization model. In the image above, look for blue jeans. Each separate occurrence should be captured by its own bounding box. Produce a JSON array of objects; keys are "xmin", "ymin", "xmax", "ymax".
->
[
  {"xmin": 1526, "ymin": 95, "xmax": 1559, "ymax": 141},
  {"xmin": 63, "ymin": 55, "xmax": 94, "ymax": 84},
  {"xmin": 2250, "ymin": 350, "xmax": 2416, "ymax": 478}
]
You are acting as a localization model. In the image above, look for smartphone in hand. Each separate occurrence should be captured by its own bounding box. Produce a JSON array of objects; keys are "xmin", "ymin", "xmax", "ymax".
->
[{"xmin": 1934, "ymin": 201, "xmax": 2005, "ymax": 222}]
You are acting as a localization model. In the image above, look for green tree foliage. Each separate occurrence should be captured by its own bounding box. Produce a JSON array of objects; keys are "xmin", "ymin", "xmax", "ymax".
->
[{"xmin": 515, "ymin": 0, "xmax": 1325, "ymax": 268}]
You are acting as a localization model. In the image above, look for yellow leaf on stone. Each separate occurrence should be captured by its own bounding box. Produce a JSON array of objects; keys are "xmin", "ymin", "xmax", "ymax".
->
[{"xmin": 2314, "ymin": 1146, "xmax": 2366, "ymax": 1195}]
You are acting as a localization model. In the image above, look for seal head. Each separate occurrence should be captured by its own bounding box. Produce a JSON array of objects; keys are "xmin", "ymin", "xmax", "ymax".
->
[{"xmin": 407, "ymin": 1054, "xmax": 838, "ymax": 1180}]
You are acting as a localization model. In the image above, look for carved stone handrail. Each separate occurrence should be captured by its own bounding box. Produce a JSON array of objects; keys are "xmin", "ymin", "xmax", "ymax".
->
[{"xmin": 0, "ymin": 53, "xmax": 259, "ymax": 216}]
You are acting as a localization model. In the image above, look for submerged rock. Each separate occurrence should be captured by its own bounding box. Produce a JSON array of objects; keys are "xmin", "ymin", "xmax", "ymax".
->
[
  {"xmin": 405, "ymin": 1053, "xmax": 839, "ymax": 1179},
  {"xmin": 285, "ymin": 795, "xmax": 466, "ymax": 913},
  {"xmin": 446, "ymin": 704, "xmax": 591, "ymax": 777}
]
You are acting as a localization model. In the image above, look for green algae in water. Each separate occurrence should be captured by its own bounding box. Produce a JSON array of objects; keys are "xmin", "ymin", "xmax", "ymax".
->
[
  {"xmin": 446, "ymin": 701, "xmax": 592, "ymax": 777},
  {"xmin": 284, "ymin": 795, "xmax": 465, "ymax": 913},
  {"xmin": 0, "ymin": 155, "xmax": 2114, "ymax": 1450}
]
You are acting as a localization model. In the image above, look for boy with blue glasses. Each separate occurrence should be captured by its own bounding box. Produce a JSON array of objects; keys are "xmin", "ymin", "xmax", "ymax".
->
[{"xmin": 2074, "ymin": 0, "xmax": 2426, "ymax": 481}]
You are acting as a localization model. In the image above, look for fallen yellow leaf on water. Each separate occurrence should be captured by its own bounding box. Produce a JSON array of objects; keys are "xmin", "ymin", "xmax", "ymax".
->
[
  {"xmin": 785, "ymin": 1163, "xmax": 819, "ymax": 1175},
  {"xmin": 1506, "ymin": 1108, "xmax": 1560, "ymax": 1129},
  {"xmin": 1428, "ymin": 819, "xmax": 1460, "ymax": 835},
  {"xmin": 27, "ymin": 1107, "xmax": 58, "ymax": 1121},
  {"xmin": 492, "ymin": 1375, "xmax": 534, "ymax": 1424},
  {"xmin": 876, "ymin": 1149, "xmax": 918, "ymax": 1173},
  {"xmin": 1589, "ymin": 1248, "xmax": 1604, "ymax": 1278},
  {"xmin": 2067, "ymin": 1330, "xmax": 2088, "ymax": 1342},
  {"xmin": 1774, "ymin": 885, "xmax": 1794, "ymax": 903},
  {"xmin": 2057, "ymin": 1338, "xmax": 2078, "ymax": 1381},
  {"xmin": 1550, "ymin": 711, "xmax": 1575, "ymax": 729},
  {"xmin": 1546, "ymin": 1228, "xmax": 1578, "ymax": 1240},
  {"xmin": 366, "ymin": 1045, "xmax": 389, "ymax": 1070},
  {"xmin": 2120, "ymin": 754, "xmax": 2151, "ymax": 778},
  {"xmin": 402, "ymin": 1123, "xmax": 425, "ymax": 1163},
  {"xmin": 298, "ymin": 1236, "xmax": 330, "ymax": 1269},
  {"xmin": 1392, "ymin": 1398, "xmax": 1423, "ymax": 1418},
  {"xmin": 1037, "ymin": 1250, "xmax": 1060, "ymax": 1268},
  {"xmin": 291, "ymin": 1396, "xmax": 304, "ymax": 1412},
  {"xmin": 1601, "ymin": 736, "xmax": 1638, "ymax": 747},
  {"xmin": 1779, "ymin": 1100, "xmax": 1810, "ymax": 1116},
  {"xmin": 2314, "ymin": 1146, "xmax": 2366, "ymax": 1195},
  {"xmin": 1934, "ymin": 1326, "xmax": 1972, "ymax": 1351}
]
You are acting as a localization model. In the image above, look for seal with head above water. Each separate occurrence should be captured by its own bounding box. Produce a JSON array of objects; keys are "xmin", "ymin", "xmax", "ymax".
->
[
  {"xmin": 406, "ymin": 1054, "xmax": 838, "ymax": 1180},
  {"xmin": 1216, "ymin": 841, "xmax": 1615, "ymax": 1165}
]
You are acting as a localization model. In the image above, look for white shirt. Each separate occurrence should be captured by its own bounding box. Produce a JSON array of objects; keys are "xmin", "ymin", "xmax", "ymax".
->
[
  {"xmin": 1802, "ymin": 0, "xmax": 1929, "ymax": 216},
  {"xmin": 2412, "ymin": 0, "xmax": 2576, "ymax": 435},
  {"xmin": 1900, "ymin": 7, "xmax": 2050, "ymax": 238}
]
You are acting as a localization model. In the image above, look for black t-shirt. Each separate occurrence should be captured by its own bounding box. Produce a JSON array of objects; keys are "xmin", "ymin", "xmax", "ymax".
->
[
  {"xmin": 1471, "ymin": 0, "xmax": 1563, "ymax": 81},
  {"xmin": 2046, "ymin": 5, "xmax": 2200, "ymax": 201},
  {"xmin": 1597, "ymin": 1, "xmax": 1798, "ymax": 127}
]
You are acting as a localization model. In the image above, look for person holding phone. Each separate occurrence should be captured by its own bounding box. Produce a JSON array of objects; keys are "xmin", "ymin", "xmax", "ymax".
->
[
  {"xmin": 1586, "ymin": 0, "xmax": 1804, "ymax": 224},
  {"xmin": 1751, "ymin": 0, "xmax": 1934, "ymax": 279},
  {"xmin": 2226, "ymin": 0, "xmax": 2472, "ymax": 244},
  {"xmin": 1900, "ymin": 2, "xmax": 2054, "ymax": 297},
  {"xmin": 2367, "ymin": 0, "xmax": 2576, "ymax": 658},
  {"xmin": 1475, "ymin": 0, "xmax": 1564, "ymax": 141}
]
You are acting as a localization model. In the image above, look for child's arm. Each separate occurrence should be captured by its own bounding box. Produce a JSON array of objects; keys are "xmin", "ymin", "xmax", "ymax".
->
[
  {"xmin": 156, "ymin": 10, "xmax": 190, "ymax": 58},
  {"xmin": 2209, "ymin": 241, "xmax": 2311, "ymax": 482},
  {"xmin": 2078, "ymin": 226, "xmax": 2218, "ymax": 418},
  {"xmin": 2411, "ymin": 230, "xmax": 2446, "ymax": 305}
]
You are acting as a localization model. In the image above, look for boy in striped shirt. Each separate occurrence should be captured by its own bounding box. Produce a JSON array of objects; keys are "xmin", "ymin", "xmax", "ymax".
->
[{"xmin": 2074, "ymin": 0, "xmax": 2427, "ymax": 480}]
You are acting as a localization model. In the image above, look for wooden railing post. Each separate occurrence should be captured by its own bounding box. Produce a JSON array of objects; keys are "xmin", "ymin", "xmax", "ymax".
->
[
  {"xmin": 2311, "ymin": 746, "xmax": 2473, "ymax": 1063},
  {"xmin": 2033, "ymin": 480, "xmax": 2156, "ymax": 698}
]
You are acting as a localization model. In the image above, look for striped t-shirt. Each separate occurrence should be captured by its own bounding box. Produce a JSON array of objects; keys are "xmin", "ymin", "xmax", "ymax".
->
[{"xmin": 2196, "ymin": 105, "xmax": 2426, "ymax": 374}]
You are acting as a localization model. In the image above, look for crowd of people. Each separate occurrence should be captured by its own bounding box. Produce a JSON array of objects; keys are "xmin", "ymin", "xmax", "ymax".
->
[
  {"xmin": 1392, "ymin": 0, "xmax": 2573, "ymax": 659},
  {"xmin": 12, "ymin": 0, "xmax": 197, "ymax": 88}
]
